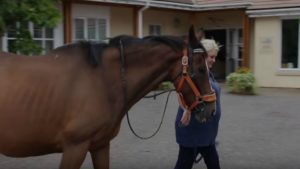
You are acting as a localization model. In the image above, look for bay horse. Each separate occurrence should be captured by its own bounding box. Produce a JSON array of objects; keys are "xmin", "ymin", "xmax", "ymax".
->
[{"xmin": 0, "ymin": 26, "xmax": 216, "ymax": 169}]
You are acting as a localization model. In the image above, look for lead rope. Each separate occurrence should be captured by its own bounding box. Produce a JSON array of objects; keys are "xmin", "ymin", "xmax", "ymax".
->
[
  {"xmin": 119, "ymin": 39, "xmax": 127, "ymax": 105},
  {"xmin": 127, "ymin": 90, "xmax": 173, "ymax": 140},
  {"xmin": 119, "ymin": 39, "xmax": 172, "ymax": 140}
]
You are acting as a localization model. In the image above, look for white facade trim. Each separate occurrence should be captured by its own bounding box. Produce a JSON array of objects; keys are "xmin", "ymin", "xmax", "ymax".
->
[
  {"xmin": 247, "ymin": 8, "xmax": 300, "ymax": 18},
  {"xmin": 86, "ymin": 0, "xmax": 251, "ymax": 11}
]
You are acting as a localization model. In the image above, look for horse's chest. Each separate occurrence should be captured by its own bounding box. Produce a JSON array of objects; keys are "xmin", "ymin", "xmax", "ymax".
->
[{"xmin": 90, "ymin": 123, "xmax": 121, "ymax": 149}]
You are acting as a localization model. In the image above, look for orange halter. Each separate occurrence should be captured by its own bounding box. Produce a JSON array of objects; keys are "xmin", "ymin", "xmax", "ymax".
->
[{"xmin": 175, "ymin": 48, "xmax": 216, "ymax": 112}]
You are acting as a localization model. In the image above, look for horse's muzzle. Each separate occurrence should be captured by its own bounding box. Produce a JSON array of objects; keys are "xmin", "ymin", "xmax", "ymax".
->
[{"xmin": 194, "ymin": 101, "xmax": 216, "ymax": 123}]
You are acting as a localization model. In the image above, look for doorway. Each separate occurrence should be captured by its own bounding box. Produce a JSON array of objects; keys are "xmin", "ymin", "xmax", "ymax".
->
[
  {"xmin": 204, "ymin": 29, "xmax": 226, "ymax": 80},
  {"xmin": 204, "ymin": 28, "xmax": 243, "ymax": 80}
]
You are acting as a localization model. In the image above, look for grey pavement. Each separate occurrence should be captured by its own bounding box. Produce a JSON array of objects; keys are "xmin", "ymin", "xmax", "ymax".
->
[{"xmin": 1, "ymin": 86, "xmax": 300, "ymax": 169}]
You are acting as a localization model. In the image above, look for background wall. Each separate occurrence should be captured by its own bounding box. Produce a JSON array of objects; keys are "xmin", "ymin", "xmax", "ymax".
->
[
  {"xmin": 253, "ymin": 17, "xmax": 300, "ymax": 88},
  {"xmin": 111, "ymin": 6, "xmax": 134, "ymax": 37}
]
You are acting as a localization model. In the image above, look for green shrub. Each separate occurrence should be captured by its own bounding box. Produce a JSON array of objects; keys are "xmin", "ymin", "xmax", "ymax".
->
[
  {"xmin": 226, "ymin": 67, "xmax": 257, "ymax": 95},
  {"xmin": 157, "ymin": 81, "xmax": 174, "ymax": 90}
]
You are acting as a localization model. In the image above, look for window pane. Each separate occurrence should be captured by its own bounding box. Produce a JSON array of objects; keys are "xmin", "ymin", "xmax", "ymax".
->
[
  {"xmin": 75, "ymin": 18, "xmax": 85, "ymax": 39},
  {"xmin": 35, "ymin": 40, "xmax": 43, "ymax": 48},
  {"xmin": 8, "ymin": 40, "xmax": 17, "ymax": 53},
  {"xmin": 45, "ymin": 28, "xmax": 54, "ymax": 38},
  {"xmin": 7, "ymin": 23, "xmax": 17, "ymax": 38},
  {"xmin": 281, "ymin": 19, "xmax": 299, "ymax": 68},
  {"xmin": 45, "ymin": 40, "xmax": 54, "ymax": 53},
  {"xmin": 155, "ymin": 26, "xmax": 161, "ymax": 35},
  {"xmin": 88, "ymin": 19, "xmax": 96, "ymax": 40},
  {"xmin": 20, "ymin": 22, "xmax": 29, "ymax": 29},
  {"xmin": 34, "ymin": 24, "xmax": 43, "ymax": 38},
  {"xmin": 98, "ymin": 19, "xmax": 106, "ymax": 40},
  {"xmin": 149, "ymin": 25, "xmax": 161, "ymax": 36}
]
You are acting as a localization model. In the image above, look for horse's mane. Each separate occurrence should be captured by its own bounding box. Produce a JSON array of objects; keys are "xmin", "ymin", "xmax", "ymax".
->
[
  {"xmin": 53, "ymin": 35, "xmax": 184, "ymax": 67},
  {"xmin": 143, "ymin": 35, "xmax": 184, "ymax": 52},
  {"xmin": 109, "ymin": 35, "xmax": 142, "ymax": 47},
  {"xmin": 109, "ymin": 35, "xmax": 184, "ymax": 52},
  {"xmin": 53, "ymin": 41, "xmax": 109, "ymax": 67}
]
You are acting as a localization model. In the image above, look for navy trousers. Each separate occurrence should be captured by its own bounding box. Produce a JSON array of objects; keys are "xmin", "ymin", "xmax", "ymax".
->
[{"xmin": 174, "ymin": 144, "xmax": 220, "ymax": 169}]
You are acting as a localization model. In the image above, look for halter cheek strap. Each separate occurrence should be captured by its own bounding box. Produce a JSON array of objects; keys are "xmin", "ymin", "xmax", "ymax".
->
[{"xmin": 175, "ymin": 48, "xmax": 216, "ymax": 113}]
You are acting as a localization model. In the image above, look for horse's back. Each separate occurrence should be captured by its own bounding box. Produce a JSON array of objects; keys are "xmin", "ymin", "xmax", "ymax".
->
[
  {"xmin": 0, "ymin": 52, "xmax": 77, "ymax": 156},
  {"xmin": 0, "ymin": 51, "xmax": 117, "ymax": 157}
]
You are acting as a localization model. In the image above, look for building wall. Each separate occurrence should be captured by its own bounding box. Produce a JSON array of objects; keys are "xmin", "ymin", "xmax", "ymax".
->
[
  {"xmin": 143, "ymin": 9, "xmax": 191, "ymax": 36},
  {"xmin": 110, "ymin": 6, "xmax": 134, "ymax": 36},
  {"xmin": 253, "ymin": 17, "xmax": 300, "ymax": 88},
  {"xmin": 194, "ymin": 10, "xmax": 244, "ymax": 29}
]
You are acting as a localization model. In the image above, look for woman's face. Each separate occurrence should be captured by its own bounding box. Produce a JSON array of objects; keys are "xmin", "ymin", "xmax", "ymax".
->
[{"xmin": 206, "ymin": 49, "xmax": 218, "ymax": 69}]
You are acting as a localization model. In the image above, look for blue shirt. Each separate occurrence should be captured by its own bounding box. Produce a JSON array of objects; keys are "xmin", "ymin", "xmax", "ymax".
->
[{"xmin": 175, "ymin": 72, "xmax": 221, "ymax": 147}]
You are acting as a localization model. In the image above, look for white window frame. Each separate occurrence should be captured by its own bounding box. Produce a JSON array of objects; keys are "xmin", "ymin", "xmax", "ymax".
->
[
  {"xmin": 2, "ymin": 22, "xmax": 55, "ymax": 54},
  {"xmin": 72, "ymin": 4, "xmax": 110, "ymax": 42},
  {"xmin": 149, "ymin": 24, "xmax": 162, "ymax": 36},
  {"xmin": 280, "ymin": 17, "xmax": 300, "ymax": 70},
  {"xmin": 73, "ymin": 17, "xmax": 108, "ymax": 42}
]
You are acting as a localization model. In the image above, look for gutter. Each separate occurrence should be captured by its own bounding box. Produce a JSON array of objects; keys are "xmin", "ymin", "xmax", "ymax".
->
[
  {"xmin": 247, "ymin": 7, "xmax": 300, "ymax": 18},
  {"xmin": 138, "ymin": 0, "xmax": 151, "ymax": 38},
  {"xmin": 86, "ymin": 0, "xmax": 252, "ymax": 11}
]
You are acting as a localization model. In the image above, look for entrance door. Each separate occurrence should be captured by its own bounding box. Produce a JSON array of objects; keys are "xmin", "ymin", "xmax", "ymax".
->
[
  {"xmin": 204, "ymin": 29, "xmax": 226, "ymax": 80},
  {"xmin": 227, "ymin": 28, "xmax": 243, "ymax": 75},
  {"xmin": 204, "ymin": 28, "xmax": 243, "ymax": 80}
]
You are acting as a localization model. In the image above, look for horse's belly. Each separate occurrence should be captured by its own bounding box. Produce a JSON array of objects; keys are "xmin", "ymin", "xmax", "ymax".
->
[
  {"xmin": 0, "ymin": 111, "xmax": 64, "ymax": 157},
  {"xmin": 0, "ymin": 135, "xmax": 61, "ymax": 157},
  {"xmin": 0, "ymin": 141, "xmax": 62, "ymax": 157}
]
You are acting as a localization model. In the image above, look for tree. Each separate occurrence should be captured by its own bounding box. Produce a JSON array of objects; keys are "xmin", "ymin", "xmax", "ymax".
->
[{"xmin": 0, "ymin": 0, "xmax": 61, "ymax": 55}]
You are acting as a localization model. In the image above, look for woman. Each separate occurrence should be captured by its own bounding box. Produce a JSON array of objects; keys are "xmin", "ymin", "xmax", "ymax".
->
[{"xmin": 174, "ymin": 39, "xmax": 221, "ymax": 169}]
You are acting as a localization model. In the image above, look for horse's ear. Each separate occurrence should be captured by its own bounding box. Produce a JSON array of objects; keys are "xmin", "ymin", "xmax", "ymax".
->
[{"xmin": 188, "ymin": 25, "xmax": 198, "ymax": 48}]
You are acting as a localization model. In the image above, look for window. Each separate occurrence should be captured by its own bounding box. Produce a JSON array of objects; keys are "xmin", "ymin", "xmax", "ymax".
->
[
  {"xmin": 33, "ymin": 24, "xmax": 54, "ymax": 54},
  {"xmin": 149, "ymin": 25, "xmax": 161, "ymax": 36},
  {"xmin": 74, "ymin": 18, "xmax": 107, "ymax": 41},
  {"xmin": 5, "ymin": 22, "xmax": 54, "ymax": 54},
  {"xmin": 6, "ymin": 23, "xmax": 18, "ymax": 53},
  {"xmin": 281, "ymin": 19, "xmax": 300, "ymax": 69}
]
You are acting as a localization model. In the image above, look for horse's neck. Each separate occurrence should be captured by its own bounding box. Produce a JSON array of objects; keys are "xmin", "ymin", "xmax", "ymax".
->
[{"xmin": 124, "ymin": 45, "xmax": 179, "ymax": 110}]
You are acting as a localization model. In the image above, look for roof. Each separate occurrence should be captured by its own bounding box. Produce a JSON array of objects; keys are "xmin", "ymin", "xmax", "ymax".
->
[
  {"xmin": 190, "ymin": 0, "xmax": 300, "ymax": 10},
  {"xmin": 248, "ymin": 0, "xmax": 300, "ymax": 10},
  {"xmin": 155, "ymin": 0, "xmax": 195, "ymax": 4},
  {"xmin": 246, "ymin": 0, "xmax": 300, "ymax": 17},
  {"xmin": 85, "ymin": 0, "xmax": 300, "ymax": 11},
  {"xmin": 86, "ymin": 0, "xmax": 251, "ymax": 10}
]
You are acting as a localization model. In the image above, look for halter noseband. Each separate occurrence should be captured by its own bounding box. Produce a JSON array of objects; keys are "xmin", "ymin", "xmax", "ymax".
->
[{"xmin": 175, "ymin": 47, "xmax": 216, "ymax": 112}]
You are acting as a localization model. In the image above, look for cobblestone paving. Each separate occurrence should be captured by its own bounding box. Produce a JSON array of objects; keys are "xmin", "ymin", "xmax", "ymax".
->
[{"xmin": 1, "ymin": 87, "xmax": 300, "ymax": 169}]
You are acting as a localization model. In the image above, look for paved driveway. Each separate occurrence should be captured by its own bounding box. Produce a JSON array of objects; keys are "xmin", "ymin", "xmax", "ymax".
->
[{"xmin": 1, "ymin": 87, "xmax": 300, "ymax": 169}]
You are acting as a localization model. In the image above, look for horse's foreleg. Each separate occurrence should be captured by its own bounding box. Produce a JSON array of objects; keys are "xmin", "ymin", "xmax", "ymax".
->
[
  {"xmin": 91, "ymin": 143, "xmax": 110, "ymax": 169},
  {"xmin": 59, "ymin": 141, "xmax": 90, "ymax": 169}
]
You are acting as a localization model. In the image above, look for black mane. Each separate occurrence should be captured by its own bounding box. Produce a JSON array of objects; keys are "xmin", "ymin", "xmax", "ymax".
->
[
  {"xmin": 109, "ymin": 35, "xmax": 142, "ymax": 47},
  {"xmin": 53, "ymin": 35, "xmax": 184, "ymax": 67},
  {"xmin": 143, "ymin": 35, "xmax": 184, "ymax": 52},
  {"xmin": 53, "ymin": 41, "xmax": 108, "ymax": 67},
  {"xmin": 109, "ymin": 35, "xmax": 184, "ymax": 51}
]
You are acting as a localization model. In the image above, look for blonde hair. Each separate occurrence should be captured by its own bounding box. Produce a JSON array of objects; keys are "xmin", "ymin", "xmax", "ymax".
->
[{"xmin": 201, "ymin": 39, "xmax": 219, "ymax": 52}]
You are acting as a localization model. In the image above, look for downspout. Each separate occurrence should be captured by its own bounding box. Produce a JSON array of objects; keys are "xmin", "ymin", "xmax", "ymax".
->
[{"xmin": 138, "ymin": 0, "xmax": 151, "ymax": 38}]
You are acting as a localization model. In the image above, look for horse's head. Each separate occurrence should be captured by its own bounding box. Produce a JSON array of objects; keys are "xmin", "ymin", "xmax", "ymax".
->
[{"xmin": 173, "ymin": 26, "xmax": 216, "ymax": 123}]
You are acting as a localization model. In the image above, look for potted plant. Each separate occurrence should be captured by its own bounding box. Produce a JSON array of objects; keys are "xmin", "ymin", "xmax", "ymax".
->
[{"xmin": 226, "ymin": 67, "xmax": 257, "ymax": 95}]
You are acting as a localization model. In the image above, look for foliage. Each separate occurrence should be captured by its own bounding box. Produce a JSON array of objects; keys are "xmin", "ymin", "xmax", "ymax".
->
[
  {"xmin": 0, "ymin": 0, "xmax": 61, "ymax": 55},
  {"xmin": 8, "ymin": 27, "xmax": 43, "ymax": 55},
  {"xmin": 157, "ymin": 81, "xmax": 175, "ymax": 90},
  {"xmin": 226, "ymin": 67, "xmax": 257, "ymax": 95}
]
